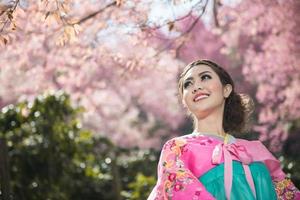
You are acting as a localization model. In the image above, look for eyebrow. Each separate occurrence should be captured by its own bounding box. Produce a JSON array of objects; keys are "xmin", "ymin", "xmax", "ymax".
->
[{"xmin": 184, "ymin": 71, "xmax": 212, "ymax": 82}]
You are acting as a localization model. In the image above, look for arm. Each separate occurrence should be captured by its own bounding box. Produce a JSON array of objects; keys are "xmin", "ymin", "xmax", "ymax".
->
[
  {"xmin": 273, "ymin": 178, "xmax": 300, "ymax": 200},
  {"xmin": 148, "ymin": 138, "xmax": 215, "ymax": 200},
  {"xmin": 255, "ymin": 141, "xmax": 300, "ymax": 200}
]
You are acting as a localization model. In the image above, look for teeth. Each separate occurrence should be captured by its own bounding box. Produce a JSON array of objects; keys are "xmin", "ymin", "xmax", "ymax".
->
[{"xmin": 194, "ymin": 94, "xmax": 209, "ymax": 102}]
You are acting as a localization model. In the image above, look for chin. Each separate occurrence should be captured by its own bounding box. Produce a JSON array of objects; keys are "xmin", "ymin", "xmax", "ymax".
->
[
  {"xmin": 194, "ymin": 111, "xmax": 212, "ymax": 119},
  {"xmin": 192, "ymin": 105, "xmax": 220, "ymax": 115},
  {"xmin": 192, "ymin": 106, "xmax": 212, "ymax": 114}
]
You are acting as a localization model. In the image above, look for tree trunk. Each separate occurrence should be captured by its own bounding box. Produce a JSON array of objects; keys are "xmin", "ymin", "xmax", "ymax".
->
[
  {"xmin": 0, "ymin": 138, "xmax": 11, "ymax": 200},
  {"xmin": 111, "ymin": 151, "xmax": 122, "ymax": 200}
]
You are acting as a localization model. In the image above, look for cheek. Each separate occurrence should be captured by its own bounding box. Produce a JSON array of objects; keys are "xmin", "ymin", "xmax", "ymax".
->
[
  {"xmin": 182, "ymin": 90, "xmax": 192, "ymax": 105},
  {"xmin": 182, "ymin": 91, "xmax": 188, "ymax": 102},
  {"xmin": 209, "ymin": 81, "xmax": 223, "ymax": 94}
]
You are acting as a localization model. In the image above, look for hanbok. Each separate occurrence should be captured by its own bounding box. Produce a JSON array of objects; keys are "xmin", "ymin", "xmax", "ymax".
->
[{"xmin": 148, "ymin": 133, "xmax": 300, "ymax": 200}]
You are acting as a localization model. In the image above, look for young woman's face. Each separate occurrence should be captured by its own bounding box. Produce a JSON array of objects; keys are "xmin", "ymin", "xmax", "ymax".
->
[{"xmin": 181, "ymin": 64, "xmax": 232, "ymax": 118}]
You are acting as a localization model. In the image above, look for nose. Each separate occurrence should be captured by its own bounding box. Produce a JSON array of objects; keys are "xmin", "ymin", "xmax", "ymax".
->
[{"xmin": 192, "ymin": 86, "xmax": 203, "ymax": 94}]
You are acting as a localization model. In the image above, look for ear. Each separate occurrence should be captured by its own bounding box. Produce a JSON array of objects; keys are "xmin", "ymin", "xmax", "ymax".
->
[{"xmin": 223, "ymin": 84, "xmax": 232, "ymax": 98}]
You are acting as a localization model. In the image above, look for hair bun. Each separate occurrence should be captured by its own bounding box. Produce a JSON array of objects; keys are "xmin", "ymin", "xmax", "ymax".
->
[
  {"xmin": 237, "ymin": 93, "xmax": 255, "ymax": 133},
  {"xmin": 238, "ymin": 93, "xmax": 255, "ymax": 113}
]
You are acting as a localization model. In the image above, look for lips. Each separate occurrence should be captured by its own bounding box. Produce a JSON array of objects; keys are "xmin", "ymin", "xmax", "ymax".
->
[{"xmin": 193, "ymin": 92, "xmax": 210, "ymax": 102}]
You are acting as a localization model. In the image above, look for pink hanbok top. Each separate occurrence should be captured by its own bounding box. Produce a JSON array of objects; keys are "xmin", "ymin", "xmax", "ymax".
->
[{"xmin": 148, "ymin": 133, "xmax": 300, "ymax": 200}]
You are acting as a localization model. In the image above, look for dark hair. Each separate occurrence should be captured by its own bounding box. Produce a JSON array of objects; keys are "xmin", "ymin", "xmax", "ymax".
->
[{"xmin": 177, "ymin": 59, "xmax": 254, "ymax": 135}]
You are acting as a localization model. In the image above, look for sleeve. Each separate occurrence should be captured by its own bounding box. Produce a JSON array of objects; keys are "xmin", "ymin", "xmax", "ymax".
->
[
  {"xmin": 147, "ymin": 138, "xmax": 215, "ymax": 200},
  {"xmin": 255, "ymin": 141, "xmax": 300, "ymax": 200}
]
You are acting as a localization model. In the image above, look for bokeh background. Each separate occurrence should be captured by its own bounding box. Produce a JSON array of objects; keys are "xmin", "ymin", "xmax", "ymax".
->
[{"xmin": 0, "ymin": 0, "xmax": 299, "ymax": 199}]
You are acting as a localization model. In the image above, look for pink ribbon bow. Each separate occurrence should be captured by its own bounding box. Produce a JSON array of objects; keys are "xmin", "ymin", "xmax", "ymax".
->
[{"xmin": 212, "ymin": 143, "xmax": 256, "ymax": 200}]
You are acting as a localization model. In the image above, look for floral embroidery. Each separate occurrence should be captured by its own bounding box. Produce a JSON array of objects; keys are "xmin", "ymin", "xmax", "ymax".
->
[
  {"xmin": 274, "ymin": 178, "xmax": 300, "ymax": 200},
  {"xmin": 160, "ymin": 138, "xmax": 196, "ymax": 199},
  {"xmin": 168, "ymin": 173, "xmax": 176, "ymax": 181},
  {"xmin": 174, "ymin": 182, "xmax": 183, "ymax": 191},
  {"xmin": 199, "ymin": 138, "xmax": 213, "ymax": 145},
  {"xmin": 192, "ymin": 188, "xmax": 203, "ymax": 200},
  {"xmin": 169, "ymin": 138, "xmax": 188, "ymax": 156}
]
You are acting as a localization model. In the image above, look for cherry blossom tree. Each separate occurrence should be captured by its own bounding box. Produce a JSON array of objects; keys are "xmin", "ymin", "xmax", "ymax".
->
[
  {"xmin": 0, "ymin": 0, "xmax": 299, "ymax": 152},
  {"xmin": 216, "ymin": 0, "xmax": 300, "ymax": 151},
  {"xmin": 0, "ymin": 0, "xmax": 212, "ymax": 148}
]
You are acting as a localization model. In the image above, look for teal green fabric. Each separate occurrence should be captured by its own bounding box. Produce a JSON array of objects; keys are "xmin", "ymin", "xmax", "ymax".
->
[{"xmin": 199, "ymin": 161, "xmax": 277, "ymax": 200}]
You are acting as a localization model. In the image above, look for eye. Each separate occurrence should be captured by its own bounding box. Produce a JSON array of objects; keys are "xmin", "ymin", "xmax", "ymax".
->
[
  {"xmin": 201, "ymin": 74, "xmax": 211, "ymax": 81},
  {"xmin": 183, "ymin": 81, "xmax": 192, "ymax": 89}
]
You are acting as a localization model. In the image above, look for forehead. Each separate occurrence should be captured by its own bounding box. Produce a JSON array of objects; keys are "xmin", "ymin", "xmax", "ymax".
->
[{"xmin": 182, "ymin": 64, "xmax": 215, "ymax": 81}]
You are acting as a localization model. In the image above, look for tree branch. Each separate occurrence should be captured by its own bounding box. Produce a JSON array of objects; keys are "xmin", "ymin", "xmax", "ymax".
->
[
  {"xmin": 152, "ymin": 0, "xmax": 209, "ymax": 57},
  {"xmin": 213, "ymin": 0, "xmax": 219, "ymax": 27},
  {"xmin": 0, "ymin": 0, "xmax": 19, "ymax": 34},
  {"xmin": 74, "ymin": 1, "xmax": 117, "ymax": 25}
]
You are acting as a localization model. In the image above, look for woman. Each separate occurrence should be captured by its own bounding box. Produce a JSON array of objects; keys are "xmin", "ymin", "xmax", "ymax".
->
[{"xmin": 148, "ymin": 59, "xmax": 300, "ymax": 200}]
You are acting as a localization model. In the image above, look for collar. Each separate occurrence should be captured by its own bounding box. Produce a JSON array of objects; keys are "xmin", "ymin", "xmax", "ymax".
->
[{"xmin": 191, "ymin": 132, "xmax": 236, "ymax": 144}]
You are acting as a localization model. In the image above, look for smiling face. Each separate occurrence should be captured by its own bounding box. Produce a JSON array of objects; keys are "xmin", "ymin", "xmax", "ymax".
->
[{"xmin": 181, "ymin": 64, "xmax": 232, "ymax": 118}]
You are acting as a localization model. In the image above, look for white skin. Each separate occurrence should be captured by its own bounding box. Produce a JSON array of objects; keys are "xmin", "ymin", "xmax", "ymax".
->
[{"xmin": 181, "ymin": 64, "xmax": 233, "ymax": 137}]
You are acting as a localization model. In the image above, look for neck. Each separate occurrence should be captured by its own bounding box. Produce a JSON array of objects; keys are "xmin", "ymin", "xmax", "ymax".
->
[{"xmin": 194, "ymin": 106, "xmax": 226, "ymax": 137}]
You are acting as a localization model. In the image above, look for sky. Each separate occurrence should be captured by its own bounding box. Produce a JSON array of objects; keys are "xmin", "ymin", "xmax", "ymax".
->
[{"xmin": 146, "ymin": 0, "xmax": 242, "ymax": 37}]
